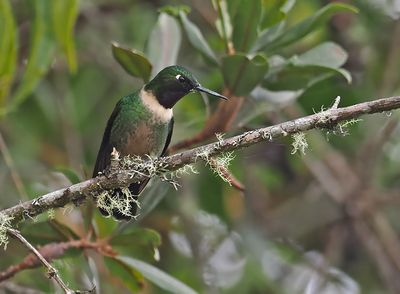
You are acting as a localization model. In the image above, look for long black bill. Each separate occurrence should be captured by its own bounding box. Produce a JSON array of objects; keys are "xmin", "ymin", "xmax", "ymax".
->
[{"xmin": 196, "ymin": 85, "xmax": 227, "ymax": 100}]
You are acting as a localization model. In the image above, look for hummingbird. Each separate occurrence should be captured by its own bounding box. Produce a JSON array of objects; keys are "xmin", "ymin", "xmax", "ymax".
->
[{"xmin": 93, "ymin": 65, "xmax": 227, "ymax": 220}]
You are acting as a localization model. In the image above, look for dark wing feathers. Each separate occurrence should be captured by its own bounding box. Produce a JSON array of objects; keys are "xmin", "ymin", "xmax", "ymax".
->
[
  {"xmin": 161, "ymin": 117, "xmax": 174, "ymax": 157},
  {"xmin": 93, "ymin": 100, "xmax": 122, "ymax": 177},
  {"xmin": 93, "ymin": 100, "xmax": 124, "ymax": 218}
]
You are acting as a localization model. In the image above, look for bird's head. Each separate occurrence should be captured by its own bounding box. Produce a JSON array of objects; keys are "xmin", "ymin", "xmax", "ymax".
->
[{"xmin": 144, "ymin": 65, "xmax": 227, "ymax": 109}]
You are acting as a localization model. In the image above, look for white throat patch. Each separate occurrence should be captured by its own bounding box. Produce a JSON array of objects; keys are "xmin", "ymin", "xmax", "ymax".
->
[{"xmin": 140, "ymin": 88, "xmax": 173, "ymax": 123}]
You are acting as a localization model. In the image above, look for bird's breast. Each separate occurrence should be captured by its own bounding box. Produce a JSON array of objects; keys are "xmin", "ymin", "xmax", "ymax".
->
[{"xmin": 120, "ymin": 120, "xmax": 169, "ymax": 157}]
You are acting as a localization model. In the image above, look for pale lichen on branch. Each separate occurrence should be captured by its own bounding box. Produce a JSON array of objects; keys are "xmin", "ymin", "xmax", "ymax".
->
[
  {"xmin": 291, "ymin": 132, "xmax": 309, "ymax": 155},
  {"xmin": 0, "ymin": 214, "xmax": 14, "ymax": 249},
  {"xmin": 0, "ymin": 95, "xmax": 399, "ymax": 226}
]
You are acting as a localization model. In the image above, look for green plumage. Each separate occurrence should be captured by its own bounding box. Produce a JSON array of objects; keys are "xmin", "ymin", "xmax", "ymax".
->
[
  {"xmin": 93, "ymin": 91, "xmax": 173, "ymax": 220},
  {"xmin": 109, "ymin": 92, "xmax": 170, "ymax": 157},
  {"xmin": 93, "ymin": 65, "xmax": 226, "ymax": 221}
]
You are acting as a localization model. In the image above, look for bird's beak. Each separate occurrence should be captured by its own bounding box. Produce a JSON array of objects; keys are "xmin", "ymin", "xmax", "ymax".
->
[{"xmin": 196, "ymin": 85, "xmax": 227, "ymax": 100}]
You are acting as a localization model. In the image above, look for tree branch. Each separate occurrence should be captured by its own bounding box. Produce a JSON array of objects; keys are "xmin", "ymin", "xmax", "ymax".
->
[
  {"xmin": 0, "ymin": 238, "xmax": 115, "ymax": 283},
  {"xmin": 1, "ymin": 96, "xmax": 400, "ymax": 225},
  {"xmin": 169, "ymin": 90, "xmax": 244, "ymax": 153},
  {"xmin": 6, "ymin": 229, "xmax": 94, "ymax": 294}
]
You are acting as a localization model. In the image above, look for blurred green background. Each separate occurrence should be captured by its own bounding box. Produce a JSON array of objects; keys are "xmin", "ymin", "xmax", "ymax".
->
[{"xmin": 1, "ymin": 0, "xmax": 400, "ymax": 293}]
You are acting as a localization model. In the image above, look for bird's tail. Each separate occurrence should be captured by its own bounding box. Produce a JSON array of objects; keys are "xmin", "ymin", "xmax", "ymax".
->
[{"xmin": 98, "ymin": 181, "xmax": 146, "ymax": 221}]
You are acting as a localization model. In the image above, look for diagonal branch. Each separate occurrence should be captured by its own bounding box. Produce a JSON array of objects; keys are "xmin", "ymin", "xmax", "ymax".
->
[
  {"xmin": 169, "ymin": 90, "xmax": 244, "ymax": 153},
  {"xmin": 6, "ymin": 229, "xmax": 94, "ymax": 294},
  {"xmin": 1, "ymin": 96, "xmax": 400, "ymax": 225},
  {"xmin": 0, "ymin": 238, "xmax": 115, "ymax": 283}
]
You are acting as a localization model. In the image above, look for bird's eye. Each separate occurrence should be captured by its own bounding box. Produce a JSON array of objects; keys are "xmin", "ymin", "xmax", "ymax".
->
[{"xmin": 176, "ymin": 74, "xmax": 186, "ymax": 83}]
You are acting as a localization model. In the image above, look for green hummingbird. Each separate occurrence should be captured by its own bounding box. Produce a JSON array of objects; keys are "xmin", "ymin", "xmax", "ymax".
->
[{"xmin": 93, "ymin": 65, "xmax": 227, "ymax": 220}]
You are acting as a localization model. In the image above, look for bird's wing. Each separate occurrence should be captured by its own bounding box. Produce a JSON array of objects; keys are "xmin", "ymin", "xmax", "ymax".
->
[
  {"xmin": 92, "ymin": 100, "xmax": 122, "ymax": 177},
  {"xmin": 161, "ymin": 117, "xmax": 174, "ymax": 157}
]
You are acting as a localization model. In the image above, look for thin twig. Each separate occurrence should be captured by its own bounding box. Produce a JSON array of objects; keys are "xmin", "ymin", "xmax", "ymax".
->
[
  {"xmin": 1, "ymin": 95, "xmax": 400, "ymax": 224},
  {"xmin": 208, "ymin": 157, "xmax": 245, "ymax": 191},
  {"xmin": 6, "ymin": 229, "xmax": 94, "ymax": 294}
]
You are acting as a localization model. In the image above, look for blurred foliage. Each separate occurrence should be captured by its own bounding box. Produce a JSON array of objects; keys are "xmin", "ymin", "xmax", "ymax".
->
[{"xmin": 1, "ymin": 0, "xmax": 400, "ymax": 293}]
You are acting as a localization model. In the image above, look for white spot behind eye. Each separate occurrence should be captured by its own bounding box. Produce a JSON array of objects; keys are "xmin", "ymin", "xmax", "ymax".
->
[{"xmin": 176, "ymin": 74, "xmax": 181, "ymax": 80}]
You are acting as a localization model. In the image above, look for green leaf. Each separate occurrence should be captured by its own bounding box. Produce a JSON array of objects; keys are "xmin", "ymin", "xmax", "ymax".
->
[
  {"xmin": 55, "ymin": 166, "xmax": 82, "ymax": 184},
  {"xmin": 281, "ymin": 0, "xmax": 297, "ymax": 13},
  {"xmin": 265, "ymin": 3, "xmax": 358, "ymax": 51},
  {"xmin": 157, "ymin": 7, "xmax": 217, "ymax": 64},
  {"xmin": 251, "ymin": 86, "xmax": 304, "ymax": 105},
  {"xmin": 327, "ymin": 67, "xmax": 351, "ymax": 83},
  {"xmin": 104, "ymin": 257, "xmax": 144, "ymax": 292},
  {"xmin": 264, "ymin": 42, "xmax": 351, "ymax": 90},
  {"xmin": 8, "ymin": 0, "xmax": 55, "ymax": 113},
  {"xmin": 251, "ymin": 0, "xmax": 297, "ymax": 52},
  {"xmin": 110, "ymin": 227, "xmax": 161, "ymax": 261},
  {"xmin": 290, "ymin": 42, "xmax": 351, "ymax": 83},
  {"xmin": 221, "ymin": 53, "xmax": 269, "ymax": 96},
  {"xmin": 212, "ymin": 0, "xmax": 233, "ymax": 42},
  {"xmin": 260, "ymin": 0, "xmax": 287, "ymax": 30},
  {"xmin": 0, "ymin": 0, "xmax": 17, "ymax": 106},
  {"xmin": 231, "ymin": 0, "xmax": 262, "ymax": 52},
  {"xmin": 93, "ymin": 210, "xmax": 119, "ymax": 239},
  {"xmin": 178, "ymin": 11, "xmax": 218, "ymax": 64},
  {"xmin": 20, "ymin": 220, "xmax": 79, "ymax": 245},
  {"xmin": 112, "ymin": 42, "xmax": 152, "ymax": 82},
  {"xmin": 292, "ymin": 42, "xmax": 348, "ymax": 68},
  {"xmin": 146, "ymin": 13, "xmax": 181, "ymax": 76},
  {"xmin": 252, "ymin": 22, "xmax": 286, "ymax": 52},
  {"xmin": 52, "ymin": 0, "xmax": 79, "ymax": 73},
  {"xmin": 136, "ymin": 178, "xmax": 171, "ymax": 220},
  {"xmin": 117, "ymin": 256, "xmax": 198, "ymax": 294},
  {"xmin": 159, "ymin": 5, "xmax": 191, "ymax": 17},
  {"xmin": 110, "ymin": 227, "xmax": 161, "ymax": 249},
  {"xmin": 226, "ymin": 0, "xmax": 242, "ymax": 24},
  {"xmin": 264, "ymin": 66, "xmax": 347, "ymax": 91},
  {"xmin": 49, "ymin": 219, "xmax": 81, "ymax": 240}
]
